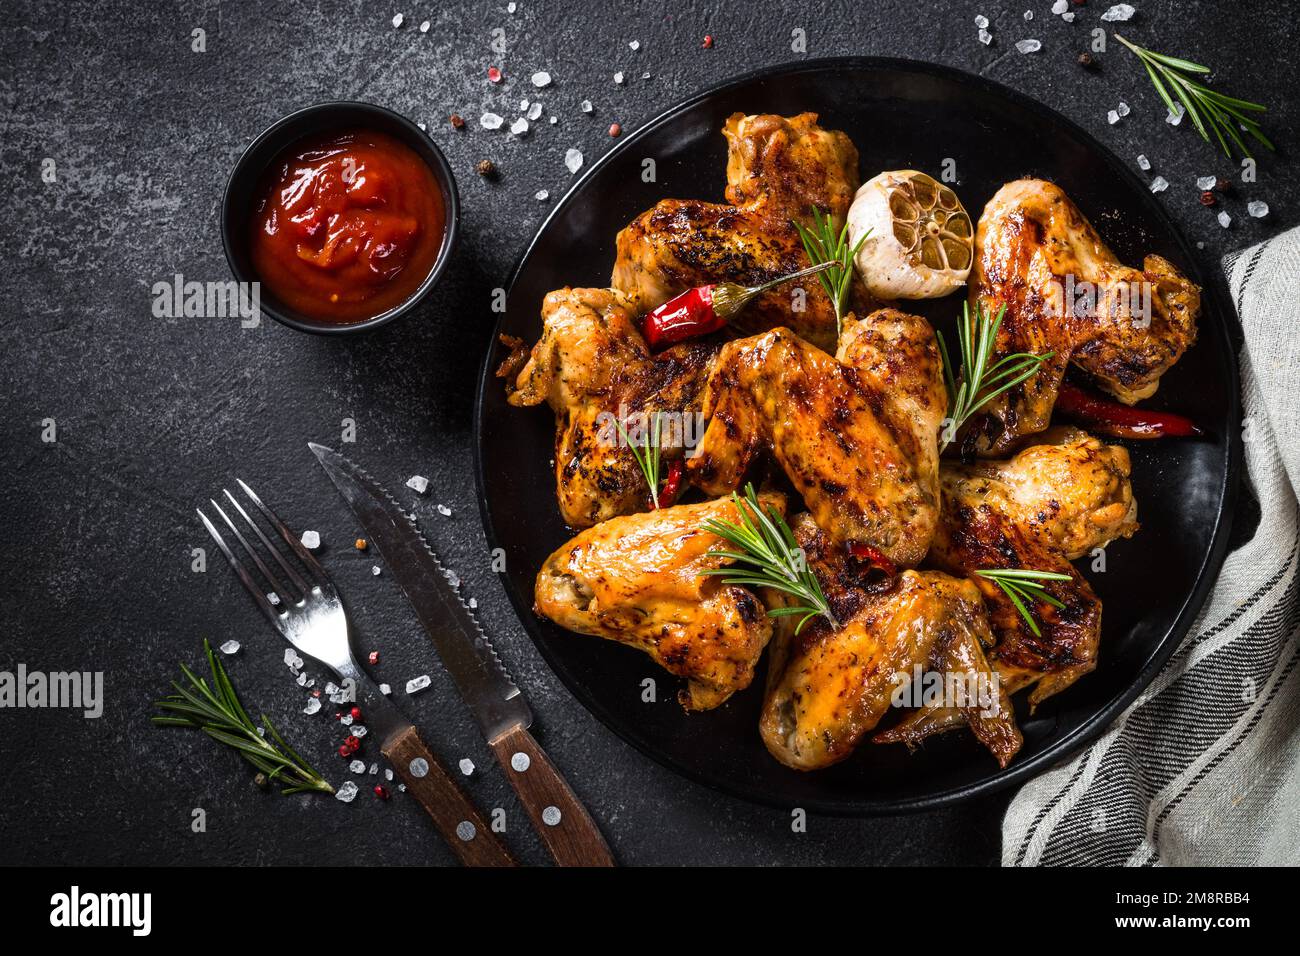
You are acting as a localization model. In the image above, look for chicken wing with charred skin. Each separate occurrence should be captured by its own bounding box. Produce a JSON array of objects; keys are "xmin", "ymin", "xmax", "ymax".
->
[
  {"xmin": 688, "ymin": 308, "xmax": 945, "ymax": 569},
  {"xmin": 534, "ymin": 494, "xmax": 786, "ymax": 710},
  {"xmin": 504, "ymin": 286, "xmax": 716, "ymax": 527},
  {"xmin": 966, "ymin": 178, "xmax": 1199, "ymax": 455},
  {"xmin": 875, "ymin": 429, "xmax": 1132, "ymax": 755},
  {"xmin": 612, "ymin": 112, "xmax": 868, "ymax": 352},
  {"xmin": 761, "ymin": 515, "xmax": 1019, "ymax": 770}
]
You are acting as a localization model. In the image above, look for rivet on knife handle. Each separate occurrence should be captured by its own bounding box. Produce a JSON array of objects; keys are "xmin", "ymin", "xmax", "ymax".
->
[
  {"xmin": 384, "ymin": 725, "xmax": 517, "ymax": 867},
  {"xmin": 490, "ymin": 725, "xmax": 616, "ymax": 867}
]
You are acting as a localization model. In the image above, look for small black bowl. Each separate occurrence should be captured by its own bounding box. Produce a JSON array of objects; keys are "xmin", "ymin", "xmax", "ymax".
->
[{"xmin": 221, "ymin": 101, "xmax": 460, "ymax": 335}]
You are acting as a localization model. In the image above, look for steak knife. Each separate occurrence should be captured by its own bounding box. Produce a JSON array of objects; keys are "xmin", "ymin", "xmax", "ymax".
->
[{"xmin": 309, "ymin": 443, "xmax": 616, "ymax": 867}]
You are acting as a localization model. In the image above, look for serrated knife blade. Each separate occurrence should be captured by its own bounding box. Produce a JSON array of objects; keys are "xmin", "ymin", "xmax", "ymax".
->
[{"xmin": 308, "ymin": 442, "xmax": 532, "ymax": 742}]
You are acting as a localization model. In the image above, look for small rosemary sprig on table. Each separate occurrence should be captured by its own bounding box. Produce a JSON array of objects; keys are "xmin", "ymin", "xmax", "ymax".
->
[
  {"xmin": 616, "ymin": 412, "xmax": 665, "ymax": 510},
  {"xmin": 976, "ymin": 569, "xmax": 1072, "ymax": 638},
  {"xmin": 152, "ymin": 639, "xmax": 334, "ymax": 795},
  {"xmin": 1116, "ymin": 35, "xmax": 1273, "ymax": 161},
  {"xmin": 793, "ymin": 207, "xmax": 868, "ymax": 339},
  {"xmin": 937, "ymin": 302, "xmax": 1054, "ymax": 452},
  {"xmin": 702, "ymin": 483, "xmax": 838, "ymax": 634}
]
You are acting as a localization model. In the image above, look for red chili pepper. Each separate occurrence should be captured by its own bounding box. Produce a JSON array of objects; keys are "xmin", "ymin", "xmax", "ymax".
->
[
  {"xmin": 657, "ymin": 458, "xmax": 685, "ymax": 509},
  {"xmin": 847, "ymin": 542, "xmax": 898, "ymax": 580},
  {"xmin": 640, "ymin": 261, "xmax": 836, "ymax": 351},
  {"xmin": 1055, "ymin": 383, "xmax": 1201, "ymax": 439}
]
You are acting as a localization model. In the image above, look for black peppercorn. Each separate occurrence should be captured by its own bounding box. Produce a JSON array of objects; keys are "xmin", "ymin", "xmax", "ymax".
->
[
  {"xmin": 1078, "ymin": 52, "xmax": 1096, "ymax": 69},
  {"xmin": 476, "ymin": 159, "xmax": 498, "ymax": 180}
]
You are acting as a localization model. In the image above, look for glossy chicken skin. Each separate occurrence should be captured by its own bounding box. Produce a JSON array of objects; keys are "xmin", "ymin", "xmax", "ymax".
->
[
  {"xmin": 534, "ymin": 494, "xmax": 786, "ymax": 710},
  {"xmin": 761, "ymin": 516, "xmax": 1019, "ymax": 770},
  {"xmin": 612, "ymin": 112, "xmax": 864, "ymax": 351},
  {"xmin": 504, "ymin": 287, "xmax": 715, "ymax": 527},
  {"xmin": 688, "ymin": 309, "xmax": 945, "ymax": 568},
  {"xmin": 967, "ymin": 179, "xmax": 1200, "ymax": 454},
  {"xmin": 941, "ymin": 427, "xmax": 1137, "ymax": 560}
]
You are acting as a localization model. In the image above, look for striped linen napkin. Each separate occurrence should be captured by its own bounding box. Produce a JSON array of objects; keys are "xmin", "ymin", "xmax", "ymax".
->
[{"xmin": 1002, "ymin": 227, "xmax": 1300, "ymax": 866}]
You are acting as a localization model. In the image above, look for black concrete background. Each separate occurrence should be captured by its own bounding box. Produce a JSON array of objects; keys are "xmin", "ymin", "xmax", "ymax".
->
[{"xmin": 1, "ymin": 0, "xmax": 1295, "ymax": 866}]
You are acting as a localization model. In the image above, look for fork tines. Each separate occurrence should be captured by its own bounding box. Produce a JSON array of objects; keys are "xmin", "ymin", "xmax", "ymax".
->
[{"xmin": 197, "ymin": 479, "xmax": 330, "ymax": 621}]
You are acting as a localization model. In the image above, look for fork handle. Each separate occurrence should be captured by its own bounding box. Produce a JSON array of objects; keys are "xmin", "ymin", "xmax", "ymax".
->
[
  {"xmin": 383, "ymin": 725, "xmax": 517, "ymax": 867},
  {"xmin": 490, "ymin": 724, "xmax": 616, "ymax": 867}
]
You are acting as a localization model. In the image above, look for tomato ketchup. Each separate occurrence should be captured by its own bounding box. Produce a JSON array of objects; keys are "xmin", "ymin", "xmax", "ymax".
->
[{"xmin": 250, "ymin": 128, "xmax": 445, "ymax": 324}]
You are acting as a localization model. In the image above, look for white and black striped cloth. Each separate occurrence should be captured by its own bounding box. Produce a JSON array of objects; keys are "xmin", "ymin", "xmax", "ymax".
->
[{"xmin": 1003, "ymin": 227, "xmax": 1300, "ymax": 866}]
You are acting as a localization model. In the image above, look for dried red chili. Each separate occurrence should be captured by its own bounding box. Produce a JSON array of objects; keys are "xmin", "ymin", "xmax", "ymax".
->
[
  {"xmin": 640, "ymin": 261, "xmax": 834, "ymax": 350},
  {"xmin": 1055, "ymin": 383, "xmax": 1201, "ymax": 439},
  {"xmin": 657, "ymin": 459, "xmax": 685, "ymax": 509}
]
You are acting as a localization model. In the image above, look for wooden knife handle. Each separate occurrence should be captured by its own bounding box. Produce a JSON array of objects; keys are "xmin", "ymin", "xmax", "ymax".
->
[
  {"xmin": 383, "ymin": 725, "xmax": 517, "ymax": 867},
  {"xmin": 490, "ymin": 724, "xmax": 616, "ymax": 867}
]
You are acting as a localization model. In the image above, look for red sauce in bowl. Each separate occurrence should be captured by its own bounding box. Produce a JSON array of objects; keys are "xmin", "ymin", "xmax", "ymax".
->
[{"xmin": 250, "ymin": 128, "xmax": 446, "ymax": 324}]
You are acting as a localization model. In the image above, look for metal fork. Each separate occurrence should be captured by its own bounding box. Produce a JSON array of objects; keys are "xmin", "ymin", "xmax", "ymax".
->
[{"xmin": 197, "ymin": 479, "xmax": 516, "ymax": 867}]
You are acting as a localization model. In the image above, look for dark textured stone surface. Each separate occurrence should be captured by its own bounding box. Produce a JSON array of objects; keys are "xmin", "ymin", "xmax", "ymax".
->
[{"xmin": 1, "ymin": 0, "xmax": 1294, "ymax": 866}]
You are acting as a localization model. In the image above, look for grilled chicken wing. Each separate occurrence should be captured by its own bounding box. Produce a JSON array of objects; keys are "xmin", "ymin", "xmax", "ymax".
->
[
  {"xmin": 504, "ymin": 287, "xmax": 715, "ymax": 527},
  {"xmin": 875, "ymin": 428, "xmax": 1134, "ymax": 755},
  {"xmin": 942, "ymin": 426, "xmax": 1138, "ymax": 560},
  {"xmin": 967, "ymin": 179, "xmax": 1200, "ymax": 454},
  {"xmin": 612, "ymin": 112, "xmax": 865, "ymax": 351},
  {"xmin": 535, "ymin": 494, "xmax": 786, "ymax": 710},
  {"xmin": 761, "ymin": 515, "xmax": 1019, "ymax": 770},
  {"xmin": 688, "ymin": 309, "xmax": 945, "ymax": 568}
]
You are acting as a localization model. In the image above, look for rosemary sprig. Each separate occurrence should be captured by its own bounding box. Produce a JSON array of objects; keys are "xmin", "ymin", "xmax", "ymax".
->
[
  {"xmin": 701, "ymin": 483, "xmax": 838, "ymax": 634},
  {"xmin": 152, "ymin": 639, "xmax": 334, "ymax": 796},
  {"xmin": 793, "ymin": 207, "xmax": 869, "ymax": 339},
  {"xmin": 616, "ymin": 412, "xmax": 665, "ymax": 509},
  {"xmin": 975, "ymin": 569, "xmax": 1072, "ymax": 638},
  {"xmin": 937, "ymin": 302, "xmax": 1054, "ymax": 452},
  {"xmin": 1115, "ymin": 35, "xmax": 1273, "ymax": 160}
]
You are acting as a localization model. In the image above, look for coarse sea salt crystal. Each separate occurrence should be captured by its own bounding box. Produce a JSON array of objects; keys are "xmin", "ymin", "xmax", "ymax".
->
[
  {"xmin": 1149, "ymin": 176, "xmax": 1169, "ymax": 193},
  {"xmin": 300, "ymin": 530, "xmax": 320, "ymax": 550},
  {"xmin": 267, "ymin": 591, "xmax": 281, "ymax": 606},
  {"xmin": 629, "ymin": 40, "xmax": 641, "ymax": 51},
  {"xmin": 369, "ymin": 763, "xmax": 378, "ymax": 775},
  {"xmin": 407, "ymin": 675, "xmax": 432, "ymax": 694},
  {"xmin": 340, "ymin": 713, "xmax": 353, "ymax": 726},
  {"xmin": 1166, "ymin": 103, "xmax": 1185, "ymax": 125},
  {"xmin": 974, "ymin": 14, "xmax": 989, "ymax": 28},
  {"xmin": 1218, "ymin": 211, "xmax": 1232, "ymax": 228},
  {"xmin": 565, "ymin": 148, "xmax": 584, "ymax": 173},
  {"xmin": 419, "ymin": 20, "xmax": 429, "ymax": 32},
  {"xmin": 349, "ymin": 759, "xmax": 366, "ymax": 774},
  {"xmin": 978, "ymin": 29, "xmax": 993, "ymax": 45},
  {"xmin": 459, "ymin": 758, "xmax": 475, "ymax": 776},
  {"xmin": 285, "ymin": 648, "xmax": 304, "ymax": 670},
  {"xmin": 508, "ymin": 1, "xmax": 516, "ymax": 12},
  {"xmin": 510, "ymin": 117, "xmax": 529, "ymax": 136},
  {"xmin": 1137, "ymin": 155, "xmax": 1151, "ymax": 170},
  {"xmin": 1101, "ymin": 4, "xmax": 1135, "ymax": 22},
  {"xmin": 528, "ymin": 102, "xmax": 543, "ymax": 120},
  {"xmin": 1016, "ymin": 39, "xmax": 1041, "ymax": 54},
  {"xmin": 1052, "ymin": 0, "xmax": 1067, "ymax": 13},
  {"xmin": 468, "ymin": 597, "xmax": 478, "ymax": 609},
  {"xmin": 535, "ymin": 189, "xmax": 549, "ymax": 201},
  {"xmin": 580, "ymin": 99, "xmax": 593, "ymax": 113},
  {"xmin": 1117, "ymin": 102, "xmax": 1130, "ymax": 117},
  {"xmin": 531, "ymin": 71, "xmax": 552, "ymax": 88},
  {"xmin": 437, "ymin": 504, "xmax": 452, "ymax": 516},
  {"xmin": 303, "ymin": 697, "xmax": 321, "ymax": 715},
  {"xmin": 1107, "ymin": 110, "xmax": 1120, "ymax": 125},
  {"xmin": 219, "ymin": 640, "xmax": 241, "ymax": 655},
  {"xmin": 519, "ymin": 99, "xmax": 530, "ymax": 111},
  {"xmin": 1024, "ymin": 10, "xmax": 1033, "ymax": 20},
  {"xmin": 549, "ymin": 115, "xmax": 558, "ymax": 124},
  {"xmin": 613, "ymin": 71, "xmax": 625, "ymax": 84},
  {"xmin": 1196, "ymin": 176, "xmax": 1217, "ymax": 190},
  {"xmin": 1062, "ymin": 11, "xmax": 1075, "ymax": 21},
  {"xmin": 385, "ymin": 769, "xmax": 394, "ymax": 781},
  {"xmin": 391, "ymin": 13, "xmax": 404, "ymax": 28},
  {"xmin": 352, "ymin": 725, "xmax": 367, "ymax": 738},
  {"xmin": 335, "ymin": 781, "xmax": 359, "ymax": 803},
  {"xmin": 406, "ymin": 475, "xmax": 429, "ymax": 494},
  {"xmin": 1248, "ymin": 200, "xmax": 1269, "ymax": 218},
  {"xmin": 296, "ymin": 671, "xmax": 308, "ymax": 686},
  {"xmin": 480, "ymin": 112, "xmax": 504, "ymax": 130},
  {"xmin": 379, "ymin": 682, "xmax": 391, "ymax": 695},
  {"xmin": 372, "ymin": 565, "xmax": 381, "ymax": 576},
  {"xmin": 445, "ymin": 569, "xmax": 460, "ymax": 588}
]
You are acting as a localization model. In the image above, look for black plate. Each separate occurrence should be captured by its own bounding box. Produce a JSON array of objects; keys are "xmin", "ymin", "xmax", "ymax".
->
[{"xmin": 473, "ymin": 58, "xmax": 1241, "ymax": 814}]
